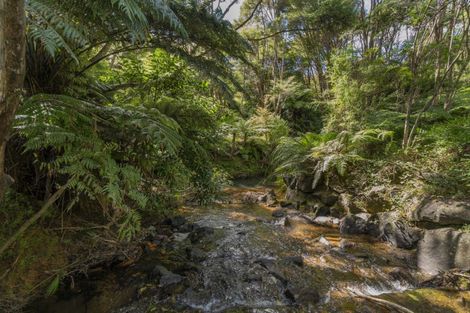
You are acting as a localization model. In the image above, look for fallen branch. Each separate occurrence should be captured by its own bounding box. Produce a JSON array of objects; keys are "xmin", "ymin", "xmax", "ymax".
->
[
  {"xmin": 356, "ymin": 294, "xmax": 415, "ymax": 313},
  {"xmin": 453, "ymin": 272, "xmax": 470, "ymax": 279},
  {"xmin": 0, "ymin": 183, "xmax": 68, "ymax": 257}
]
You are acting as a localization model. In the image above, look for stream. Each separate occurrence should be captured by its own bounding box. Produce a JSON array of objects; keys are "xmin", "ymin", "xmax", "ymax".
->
[{"xmin": 32, "ymin": 184, "xmax": 470, "ymax": 313}]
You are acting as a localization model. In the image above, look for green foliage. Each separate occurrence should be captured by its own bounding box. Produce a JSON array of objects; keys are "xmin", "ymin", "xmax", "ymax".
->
[
  {"xmin": 273, "ymin": 129, "xmax": 395, "ymax": 181},
  {"xmin": 26, "ymin": 0, "xmax": 186, "ymax": 59},
  {"xmin": 247, "ymin": 108, "xmax": 290, "ymax": 146},
  {"xmin": 46, "ymin": 273, "xmax": 62, "ymax": 296},
  {"xmin": 15, "ymin": 93, "xmax": 183, "ymax": 239}
]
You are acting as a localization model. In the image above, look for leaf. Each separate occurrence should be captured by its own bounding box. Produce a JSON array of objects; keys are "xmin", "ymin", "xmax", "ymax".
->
[{"xmin": 46, "ymin": 274, "xmax": 61, "ymax": 296}]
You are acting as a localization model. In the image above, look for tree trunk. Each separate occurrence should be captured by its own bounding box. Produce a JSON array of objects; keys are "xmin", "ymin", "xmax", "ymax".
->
[{"xmin": 0, "ymin": 0, "xmax": 26, "ymax": 200}]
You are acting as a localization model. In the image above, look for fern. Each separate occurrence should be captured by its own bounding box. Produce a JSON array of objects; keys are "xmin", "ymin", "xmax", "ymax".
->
[
  {"xmin": 14, "ymin": 93, "xmax": 184, "ymax": 239},
  {"xmin": 119, "ymin": 210, "xmax": 142, "ymax": 241},
  {"xmin": 26, "ymin": 0, "xmax": 187, "ymax": 60},
  {"xmin": 27, "ymin": 0, "xmax": 89, "ymax": 61},
  {"xmin": 274, "ymin": 128, "xmax": 395, "ymax": 183}
]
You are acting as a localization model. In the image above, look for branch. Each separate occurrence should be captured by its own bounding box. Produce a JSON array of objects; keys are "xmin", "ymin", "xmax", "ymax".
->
[
  {"xmin": 357, "ymin": 294, "xmax": 415, "ymax": 313},
  {"xmin": 76, "ymin": 45, "xmax": 152, "ymax": 76},
  {"xmin": 235, "ymin": 0, "xmax": 263, "ymax": 30},
  {"xmin": 222, "ymin": 0, "xmax": 240, "ymax": 18},
  {"xmin": 247, "ymin": 28, "xmax": 318, "ymax": 41}
]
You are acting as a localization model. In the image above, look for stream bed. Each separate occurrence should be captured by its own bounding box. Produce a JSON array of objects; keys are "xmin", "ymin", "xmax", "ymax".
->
[{"xmin": 32, "ymin": 185, "xmax": 470, "ymax": 313}]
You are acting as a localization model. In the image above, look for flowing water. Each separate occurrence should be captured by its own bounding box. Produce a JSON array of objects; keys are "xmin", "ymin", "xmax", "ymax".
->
[{"xmin": 32, "ymin": 185, "xmax": 470, "ymax": 313}]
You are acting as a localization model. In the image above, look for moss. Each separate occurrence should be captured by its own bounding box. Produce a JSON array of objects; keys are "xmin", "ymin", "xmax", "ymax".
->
[
  {"xmin": 1, "ymin": 228, "xmax": 67, "ymax": 298},
  {"xmin": 381, "ymin": 288, "xmax": 470, "ymax": 313}
]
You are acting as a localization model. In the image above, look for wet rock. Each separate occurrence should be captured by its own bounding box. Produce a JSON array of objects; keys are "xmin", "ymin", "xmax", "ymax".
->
[
  {"xmin": 282, "ymin": 216, "xmax": 291, "ymax": 227},
  {"xmin": 164, "ymin": 215, "xmax": 187, "ymax": 228},
  {"xmin": 417, "ymin": 228, "xmax": 470, "ymax": 275},
  {"xmin": 339, "ymin": 239, "xmax": 355, "ymax": 250},
  {"xmin": 173, "ymin": 232, "xmax": 189, "ymax": 242},
  {"xmin": 284, "ymin": 285, "xmax": 320, "ymax": 305},
  {"xmin": 314, "ymin": 206, "xmax": 331, "ymax": 217},
  {"xmin": 187, "ymin": 247, "xmax": 207, "ymax": 262},
  {"xmin": 254, "ymin": 257, "xmax": 276, "ymax": 270},
  {"xmin": 283, "ymin": 174, "xmax": 325, "ymax": 205},
  {"xmin": 152, "ymin": 265, "xmax": 185, "ymax": 287},
  {"xmin": 269, "ymin": 270, "xmax": 288, "ymax": 285},
  {"xmin": 311, "ymin": 216, "xmax": 340, "ymax": 227},
  {"xmin": 283, "ymin": 256, "xmax": 304, "ymax": 267},
  {"xmin": 241, "ymin": 192, "xmax": 264, "ymax": 204},
  {"xmin": 368, "ymin": 212, "xmax": 423, "ymax": 249},
  {"xmin": 265, "ymin": 189, "xmax": 278, "ymax": 206},
  {"xmin": 175, "ymin": 262, "xmax": 201, "ymax": 273},
  {"xmin": 318, "ymin": 236, "xmax": 331, "ymax": 247},
  {"xmin": 411, "ymin": 198, "xmax": 470, "ymax": 226},
  {"xmin": 339, "ymin": 214, "xmax": 369, "ymax": 235},
  {"xmin": 137, "ymin": 283, "xmax": 158, "ymax": 299},
  {"xmin": 329, "ymin": 204, "xmax": 345, "ymax": 218},
  {"xmin": 272, "ymin": 209, "xmax": 287, "ymax": 218},
  {"xmin": 280, "ymin": 200, "xmax": 293, "ymax": 208},
  {"xmin": 314, "ymin": 191, "xmax": 339, "ymax": 206},
  {"xmin": 257, "ymin": 193, "xmax": 268, "ymax": 202},
  {"xmin": 389, "ymin": 267, "xmax": 414, "ymax": 283},
  {"xmin": 243, "ymin": 272, "xmax": 262, "ymax": 283},
  {"xmin": 178, "ymin": 223, "xmax": 195, "ymax": 233},
  {"xmin": 189, "ymin": 226, "xmax": 214, "ymax": 243},
  {"xmin": 356, "ymin": 213, "xmax": 372, "ymax": 221}
]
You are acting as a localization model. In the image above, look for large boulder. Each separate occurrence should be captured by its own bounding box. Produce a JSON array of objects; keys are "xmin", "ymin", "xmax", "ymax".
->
[
  {"xmin": 411, "ymin": 198, "xmax": 470, "ymax": 226},
  {"xmin": 340, "ymin": 212, "xmax": 422, "ymax": 249},
  {"xmin": 417, "ymin": 228, "xmax": 470, "ymax": 275},
  {"xmin": 296, "ymin": 175, "xmax": 316, "ymax": 193},
  {"xmin": 315, "ymin": 191, "xmax": 338, "ymax": 206},
  {"xmin": 339, "ymin": 214, "xmax": 370, "ymax": 235},
  {"xmin": 368, "ymin": 212, "xmax": 423, "ymax": 249}
]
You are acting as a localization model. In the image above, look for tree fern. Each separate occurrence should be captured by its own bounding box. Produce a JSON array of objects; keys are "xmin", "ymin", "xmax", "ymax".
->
[
  {"xmin": 26, "ymin": 0, "xmax": 187, "ymax": 60},
  {"xmin": 27, "ymin": 0, "xmax": 89, "ymax": 61},
  {"xmin": 14, "ymin": 93, "xmax": 184, "ymax": 239},
  {"xmin": 274, "ymin": 128, "xmax": 395, "ymax": 184}
]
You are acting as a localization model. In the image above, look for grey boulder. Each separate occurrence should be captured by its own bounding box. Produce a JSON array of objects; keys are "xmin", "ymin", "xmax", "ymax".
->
[
  {"xmin": 411, "ymin": 198, "xmax": 470, "ymax": 226},
  {"xmin": 368, "ymin": 211, "xmax": 423, "ymax": 249},
  {"xmin": 417, "ymin": 228, "xmax": 470, "ymax": 275}
]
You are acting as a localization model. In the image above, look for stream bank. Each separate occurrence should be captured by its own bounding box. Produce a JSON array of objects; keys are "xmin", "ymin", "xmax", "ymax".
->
[{"xmin": 32, "ymin": 185, "xmax": 470, "ymax": 313}]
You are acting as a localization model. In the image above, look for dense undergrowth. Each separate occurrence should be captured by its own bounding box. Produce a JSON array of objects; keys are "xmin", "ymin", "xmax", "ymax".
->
[{"xmin": 0, "ymin": 0, "xmax": 469, "ymax": 311}]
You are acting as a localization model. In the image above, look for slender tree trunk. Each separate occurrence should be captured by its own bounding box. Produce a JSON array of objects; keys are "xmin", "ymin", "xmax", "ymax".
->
[{"xmin": 0, "ymin": 0, "xmax": 26, "ymax": 200}]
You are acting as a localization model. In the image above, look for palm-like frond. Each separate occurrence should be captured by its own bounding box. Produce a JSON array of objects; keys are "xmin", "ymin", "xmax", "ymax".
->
[
  {"xmin": 26, "ymin": 0, "xmax": 187, "ymax": 60},
  {"xmin": 27, "ymin": 0, "xmax": 89, "ymax": 61},
  {"xmin": 18, "ymin": 94, "xmax": 182, "ymax": 153},
  {"xmin": 14, "ymin": 93, "xmax": 186, "ymax": 239}
]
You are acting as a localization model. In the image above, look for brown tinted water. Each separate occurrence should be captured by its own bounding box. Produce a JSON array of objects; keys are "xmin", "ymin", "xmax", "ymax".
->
[{"xmin": 32, "ymin": 186, "xmax": 470, "ymax": 313}]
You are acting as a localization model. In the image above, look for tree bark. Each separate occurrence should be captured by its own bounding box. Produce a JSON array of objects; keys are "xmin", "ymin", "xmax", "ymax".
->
[{"xmin": 0, "ymin": 0, "xmax": 26, "ymax": 200}]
